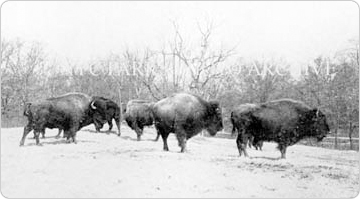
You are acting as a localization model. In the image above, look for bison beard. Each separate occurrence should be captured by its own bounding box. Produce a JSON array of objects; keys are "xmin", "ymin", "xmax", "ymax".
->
[
  {"xmin": 231, "ymin": 99, "xmax": 330, "ymax": 159},
  {"xmin": 152, "ymin": 93, "xmax": 223, "ymax": 152}
]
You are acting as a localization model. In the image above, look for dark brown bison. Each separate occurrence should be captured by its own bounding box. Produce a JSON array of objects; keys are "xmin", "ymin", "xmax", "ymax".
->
[
  {"xmin": 91, "ymin": 96, "xmax": 121, "ymax": 136},
  {"xmin": 231, "ymin": 99, "xmax": 330, "ymax": 158},
  {"xmin": 23, "ymin": 96, "xmax": 121, "ymax": 140},
  {"xmin": 152, "ymin": 93, "xmax": 223, "ymax": 152},
  {"xmin": 124, "ymin": 100, "xmax": 157, "ymax": 141},
  {"xmin": 20, "ymin": 93, "xmax": 105, "ymax": 146}
]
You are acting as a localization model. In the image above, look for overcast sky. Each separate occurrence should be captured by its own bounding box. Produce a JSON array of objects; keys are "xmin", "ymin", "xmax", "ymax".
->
[{"xmin": 1, "ymin": 1, "xmax": 359, "ymax": 73}]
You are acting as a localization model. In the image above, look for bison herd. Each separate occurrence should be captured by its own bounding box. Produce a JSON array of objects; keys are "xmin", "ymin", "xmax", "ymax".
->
[{"xmin": 19, "ymin": 92, "xmax": 330, "ymax": 159}]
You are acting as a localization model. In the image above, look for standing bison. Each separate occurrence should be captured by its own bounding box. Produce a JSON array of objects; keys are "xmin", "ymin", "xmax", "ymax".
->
[
  {"xmin": 124, "ymin": 100, "xmax": 156, "ymax": 141},
  {"xmin": 152, "ymin": 93, "xmax": 223, "ymax": 152},
  {"xmin": 91, "ymin": 96, "xmax": 121, "ymax": 136},
  {"xmin": 20, "ymin": 93, "xmax": 105, "ymax": 146},
  {"xmin": 231, "ymin": 99, "xmax": 330, "ymax": 158}
]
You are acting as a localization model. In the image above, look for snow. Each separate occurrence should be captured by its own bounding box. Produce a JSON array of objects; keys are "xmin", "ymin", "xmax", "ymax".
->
[{"xmin": 1, "ymin": 125, "xmax": 359, "ymax": 198}]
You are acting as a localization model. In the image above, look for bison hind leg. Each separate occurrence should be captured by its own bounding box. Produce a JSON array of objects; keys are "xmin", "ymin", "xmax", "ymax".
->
[
  {"xmin": 161, "ymin": 133, "xmax": 170, "ymax": 151},
  {"xmin": 236, "ymin": 132, "xmax": 249, "ymax": 157},
  {"xmin": 135, "ymin": 125, "xmax": 144, "ymax": 141},
  {"xmin": 20, "ymin": 124, "xmax": 33, "ymax": 146},
  {"xmin": 34, "ymin": 131, "xmax": 43, "ymax": 146}
]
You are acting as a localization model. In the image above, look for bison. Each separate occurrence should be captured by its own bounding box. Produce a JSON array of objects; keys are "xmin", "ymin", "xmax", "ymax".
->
[
  {"xmin": 152, "ymin": 93, "xmax": 223, "ymax": 152},
  {"xmin": 19, "ymin": 92, "xmax": 106, "ymax": 146},
  {"xmin": 91, "ymin": 96, "xmax": 121, "ymax": 135},
  {"xmin": 23, "ymin": 96, "xmax": 121, "ymax": 140},
  {"xmin": 124, "ymin": 100, "xmax": 157, "ymax": 141},
  {"xmin": 231, "ymin": 99, "xmax": 330, "ymax": 158}
]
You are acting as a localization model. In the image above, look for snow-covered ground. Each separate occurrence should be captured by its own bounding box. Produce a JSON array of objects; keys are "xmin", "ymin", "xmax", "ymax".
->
[{"xmin": 1, "ymin": 125, "xmax": 359, "ymax": 198}]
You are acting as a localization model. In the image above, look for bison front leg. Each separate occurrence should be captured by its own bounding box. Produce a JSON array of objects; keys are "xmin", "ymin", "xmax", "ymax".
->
[
  {"xmin": 236, "ymin": 131, "xmax": 249, "ymax": 157},
  {"xmin": 114, "ymin": 117, "xmax": 121, "ymax": 136},
  {"xmin": 175, "ymin": 128, "xmax": 187, "ymax": 153},
  {"xmin": 64, "ymin": 130, "xmax": 71, "ymax": 143},
  {"xmin": 69, "ymin": 126, "xmax": 79, "ymax": 144},
  {"xmin": 134, "ymin": 123, "xmax": 143, "ymax": 141},
  {"xmin": 107, "ymin": 120, "xmax": 113, "ymax": 131},
  {"xmin": 94, "ymin": 122, "xmax": 103, "ymax": 132},
  {"xmin": 55, "ymin": 129, "xmax": 63, "ymax": 139},
  {"xmin": 255, "ymin": 140, "xmax": 263, "ymax": 151},
  {"xmin": 154, "ymin": 131, "xmax": 160, "ymax": 142},
  {"xmin": 248, "ymin": 136, "xmax": 254, "ymax": 148},
  {"xmin": 20, "ymin": 123, "xmax": 33, "ymax": 146},
  {"xmin": 278, "ymin": 144, "xmax": 287, "ymax": 159}
]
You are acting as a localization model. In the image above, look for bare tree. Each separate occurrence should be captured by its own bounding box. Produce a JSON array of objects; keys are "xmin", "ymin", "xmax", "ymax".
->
[
  {"xmin": 170, "ymin": 20, "xmax": 235, "ymax": 98},
  {"xmin": 1, "ymin": 40, "xmax": 46, "ymax": 110}
]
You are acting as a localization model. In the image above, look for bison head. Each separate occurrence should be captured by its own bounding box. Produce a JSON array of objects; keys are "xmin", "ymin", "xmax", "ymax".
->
[
  {"xmin": 310, "ymin": 108, "xmax": 330, "ymax": 141},
  {"xmin": 90, "ymin": 98, "xmax": 107, "ymax": 112},
  {"xmin": 206, "ymin": 101, "xmax": 223, "ymax": 136},
  {"xmin": 89, "ymin": 98, "xmax": 108, "ymax": 123}
]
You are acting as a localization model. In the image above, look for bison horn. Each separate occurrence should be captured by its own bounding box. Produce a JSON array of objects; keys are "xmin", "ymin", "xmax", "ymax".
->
[
  {"xmin": 91, "ymin": 101, "xmax": 97, "ymax": 109},
  {"xmin": 316, "ymin": 109, "xmax": 320, "ymax": 117}
]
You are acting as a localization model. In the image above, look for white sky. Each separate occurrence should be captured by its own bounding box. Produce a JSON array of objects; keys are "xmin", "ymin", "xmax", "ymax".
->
[{"xmin": 1, "ymin": 1, "xmax": 359, "ymax": 73}]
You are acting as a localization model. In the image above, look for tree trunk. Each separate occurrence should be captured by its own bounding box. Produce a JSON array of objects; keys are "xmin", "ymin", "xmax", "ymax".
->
[
  {"xmin": 334, "ymin": 127, "xmax": 338, "ymax": 149},
  {"xmin": 118, "ymin": 81, "xmax": 122, "ymax": 136},
  {"xmin": 349, "ymin": 121, "xmax": 353, "ymax": 150}
]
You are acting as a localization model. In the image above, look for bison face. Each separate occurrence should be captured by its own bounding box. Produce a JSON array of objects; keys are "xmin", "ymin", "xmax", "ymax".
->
[
  {"xmin": 311, "ymin": 109, "xmax": 330, "ymax": 141},
  {"xmin": 89, "ymin": 98, "xmax": 107, "ymax": 116},
  {"xmin": 206, "ymin": 101, "xmax": 224, "ymax": 136}
]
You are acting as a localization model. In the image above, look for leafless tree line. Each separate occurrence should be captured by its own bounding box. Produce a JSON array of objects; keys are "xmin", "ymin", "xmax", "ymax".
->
[{"xmin": 1, "ymin": 23, "xmax": 358, "ymax": 150}]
